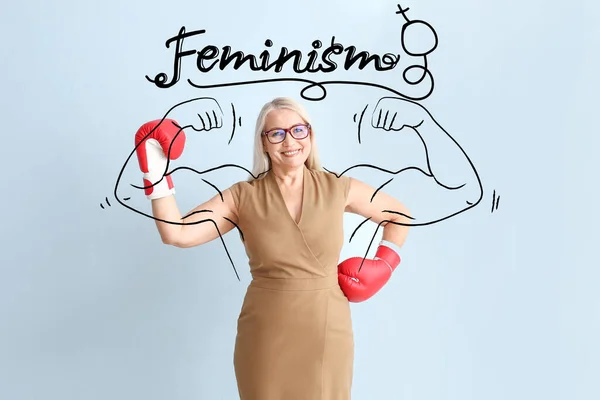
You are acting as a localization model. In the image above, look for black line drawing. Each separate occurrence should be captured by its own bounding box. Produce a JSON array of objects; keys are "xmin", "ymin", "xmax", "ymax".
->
[
  {"xmin": 144, "ymin": 3, "xmax": 436, "ymax": 103},
  {"xmin": 181, "ymin": 97, "xmax": 224, "ymax": 132},
  {"xmin": 109, "ymin": 3, "xmax": 485, "ymax": 280},
  {"xmin": 100, "ymin": 196, "xmax": 111, "ymax": 209},
  {"xmin": 491, "ymin": 190, "xmax": 500, "ymax": 213}
]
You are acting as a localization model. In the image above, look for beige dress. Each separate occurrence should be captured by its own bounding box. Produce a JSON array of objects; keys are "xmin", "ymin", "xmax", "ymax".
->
[{"xmin": 228, "ymin": 165, "xmax": 354, "ymax": 400}]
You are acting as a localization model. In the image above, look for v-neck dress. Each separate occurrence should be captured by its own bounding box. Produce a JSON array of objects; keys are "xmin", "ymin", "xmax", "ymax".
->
[{"xmin": 228, "ymin": 165, "xmax": 354, "ymax": 400}]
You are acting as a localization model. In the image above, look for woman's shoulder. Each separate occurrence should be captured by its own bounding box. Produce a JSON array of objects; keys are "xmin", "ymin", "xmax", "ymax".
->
[
  {"xmin": 229, "ymin": 173, "xmax": 267, "ymax": 195},
  {"xmin": 310, "ymin": 167, "xmax": 350, "ymax": 181},
  {"xmin": 309, "ymin": 168, "xmax": 352, "ymax": 194}
]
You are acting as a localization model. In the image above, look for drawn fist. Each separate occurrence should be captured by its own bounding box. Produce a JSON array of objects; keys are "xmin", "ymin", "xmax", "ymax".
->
[
  {"xmin": 371, "ymin": 96, "xmax": 427, "ymax": 131},
  {"xmin": 170, "ymin": 97, "xmax": 225, "ymax": 132}
]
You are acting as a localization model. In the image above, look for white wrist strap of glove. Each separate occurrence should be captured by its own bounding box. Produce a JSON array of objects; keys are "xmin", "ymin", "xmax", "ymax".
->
[
  {"xmin": 144, "ymin": 139, "xmax": 175, "ymax": 200},
  {"xmin": 379, "ymin": 239, "xmax": 402, "ymax": 254},
  {"xmin": 144, "ymin": 174, "xmax": 176, "ymax": 200}
]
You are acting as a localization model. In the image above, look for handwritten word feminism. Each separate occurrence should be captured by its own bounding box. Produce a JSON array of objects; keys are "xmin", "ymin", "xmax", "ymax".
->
[{"xmin": 146, "ymin": 27, "xmax": 402, "ymax": 89}]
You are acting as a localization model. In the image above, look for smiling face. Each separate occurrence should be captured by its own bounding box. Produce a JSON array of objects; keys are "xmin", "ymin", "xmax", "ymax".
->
[{"xmin": 262, "ymin": 108, "xmax": 312, "ymax": 172}]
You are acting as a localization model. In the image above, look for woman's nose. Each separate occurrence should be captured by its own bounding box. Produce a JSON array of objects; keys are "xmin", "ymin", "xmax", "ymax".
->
[{"xmin": 282, "ymin": 132, "xmax": 295, "ymax": 145}]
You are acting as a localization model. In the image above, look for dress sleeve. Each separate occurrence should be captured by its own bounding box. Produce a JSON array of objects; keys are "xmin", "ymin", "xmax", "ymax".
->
[
  {"xmin": 341, "ymin": 174, "xmax": 352, "ymax": 202},
  {"xmin": 228, "ymin": 181, "xmax": 244, "ymax": 213}
]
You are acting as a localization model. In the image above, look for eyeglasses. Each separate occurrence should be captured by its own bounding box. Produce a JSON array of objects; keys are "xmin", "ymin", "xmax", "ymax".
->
[{"xmin": 263, "ymin": 123, "xmax": 311, "ymax": 144}]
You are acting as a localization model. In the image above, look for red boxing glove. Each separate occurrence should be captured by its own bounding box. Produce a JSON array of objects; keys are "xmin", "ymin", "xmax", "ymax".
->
[
  {"xmin": 337, "ymin": 240, "xmax": 401, "ymax": 302},
  {"xmin": 134, "ymin": 119, "xmax": 186, "ymax": 199}
]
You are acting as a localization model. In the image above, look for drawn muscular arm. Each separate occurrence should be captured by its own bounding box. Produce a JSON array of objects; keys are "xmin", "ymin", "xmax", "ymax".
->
[
  {"xmin": 369, "ymin": 97, "xmax": 481, "ymax": 195},
  {"xmin": 349, "ymin": 96, "xmax": 484, "ymax": 226}
]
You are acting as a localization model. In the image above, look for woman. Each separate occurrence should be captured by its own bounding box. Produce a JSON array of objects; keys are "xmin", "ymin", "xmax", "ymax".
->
[{"xmin": 134, "ymin": 97, "xmax": 410, "ymax": 399}]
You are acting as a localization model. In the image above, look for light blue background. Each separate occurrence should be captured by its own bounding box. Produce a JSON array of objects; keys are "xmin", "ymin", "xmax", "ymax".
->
[{"xmin": 1, "ymin": 0, "xmax": 597, "ymax": 399}]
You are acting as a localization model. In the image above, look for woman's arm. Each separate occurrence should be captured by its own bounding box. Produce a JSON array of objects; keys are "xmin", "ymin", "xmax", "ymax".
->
[
  {"xmin": 338, "ymin": 177, "xmax": 411, "ymax": 302},
  {"xmin": 345, "ymin": 177, "xmax": 412, "ymax": 248},
  {"xmin": 152, "ymin": 189, "xmax": 238, "ymax": 248}
]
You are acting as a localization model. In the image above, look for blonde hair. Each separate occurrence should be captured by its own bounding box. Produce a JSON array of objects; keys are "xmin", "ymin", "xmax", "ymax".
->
[{"xmin": 247, "ymin": 97, "xmax": 323, "ymax": 182}]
